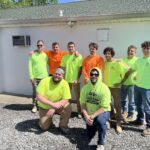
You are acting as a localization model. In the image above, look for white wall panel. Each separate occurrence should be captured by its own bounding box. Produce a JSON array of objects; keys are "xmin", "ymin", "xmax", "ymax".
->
[{"xmin": 0, "ymin": 20, "xmax": 149, "ymax": 95}]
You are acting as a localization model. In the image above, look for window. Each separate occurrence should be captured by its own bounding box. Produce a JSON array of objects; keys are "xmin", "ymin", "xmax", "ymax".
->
[{"xmin": 12, "ymin": 35, "xmax": 31, "ymax": 46}]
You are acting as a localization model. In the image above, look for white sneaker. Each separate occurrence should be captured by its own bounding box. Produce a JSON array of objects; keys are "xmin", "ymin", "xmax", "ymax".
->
[
  {"xmin": 31, "ymin": 106, "xmax": 37, "ymax": 113},
  {"xmin": 97, "ymin": 145, "xmax": 104, "ymax": 150},
  {"xmin": 106, "ymin": 121, "xmax": 110, "ymax": 130},
  {"xmin": 142, "ymin": 128, "xmax": 150, "ymax": 137},
  {"xmin": 77, "ymin": 114, "xmax": 82, "ymax": 119}
]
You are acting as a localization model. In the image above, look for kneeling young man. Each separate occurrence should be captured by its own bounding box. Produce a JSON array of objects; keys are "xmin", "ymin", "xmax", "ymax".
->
[
  {"xmin": 36, "ymin": 68, "xmax": 71, "ymax": 134},
  {"xmin": 80, "ymin": 67, "xmax": 111, "ymax": 150}
]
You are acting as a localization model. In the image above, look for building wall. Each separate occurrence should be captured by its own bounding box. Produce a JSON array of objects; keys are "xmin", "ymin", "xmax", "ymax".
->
[
  {"xmin": 0, "ymin": 29, "xmax": 3, "ymax": 92},
  {"xmin": 0, "ymin": 20, "xmax": 149, "ymax": 95}
]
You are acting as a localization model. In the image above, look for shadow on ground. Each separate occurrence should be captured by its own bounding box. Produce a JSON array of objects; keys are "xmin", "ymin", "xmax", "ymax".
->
[
  {"xmin": 15, "ymin": 119, "xmax": 44, "ymax": 134},
  {"xmin": 109, "ymin": 120, "xmax": 144, "ymax": 133},
  {"xmin": 3, "ymin": 104, "xmax": 32, "ymax": 111},
  {"xmin": 15, "ymin": 119, "xmax": 96, "ymax": 150}
]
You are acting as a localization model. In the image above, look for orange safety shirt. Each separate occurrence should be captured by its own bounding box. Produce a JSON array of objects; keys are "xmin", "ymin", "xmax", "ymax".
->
[
  {"xmin": 44, "ymin": 50, "xmax": 68, "ymax": 75},
  {"xmin": 82, "ymin": 54, "xmax": 104, "ymax": 82}
]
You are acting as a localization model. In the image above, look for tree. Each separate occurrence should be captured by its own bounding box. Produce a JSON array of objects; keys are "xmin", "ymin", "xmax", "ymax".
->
[
  {"xmin": 0, "ymin": 0, "xmax": 14, "ymax": 8},
  {"xmin": 0, "ymin": 0, "xmax": 58, "ymax": 9},
  {"xmin": 32, "ymin": 0, "xmax": 58, "ymax": 5}
]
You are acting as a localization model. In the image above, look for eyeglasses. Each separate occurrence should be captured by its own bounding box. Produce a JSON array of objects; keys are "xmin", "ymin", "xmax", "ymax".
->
[
  {"xmin": 90, "ymin": 73, "xmax": 99, "ymax": 77},
  {"xmin": 37, "ymin": 45, "xmax": 43, "ymax": 47}
]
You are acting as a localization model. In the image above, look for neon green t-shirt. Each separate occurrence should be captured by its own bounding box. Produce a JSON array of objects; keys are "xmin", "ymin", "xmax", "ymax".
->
[
  {"xmin": 61, "ymin": 54, "xmax": 83, "ymax": 83},
  {"xmin": 29, "ymin": 51, "xmax": 48, "ymax": 79},
  {"xmin": 80, "ymin": 67, "xmax": 111, "ymax": 115},
  {"xmin": 103, "ymin": 60, "xmax": 129, "ymax": 88},
  {"xmin": 133, "ymin": 57, "xmax": 150, "ymax": 89},
  {"xmin": 37, "ymin": 77, "xmax": 71, "ymax": 109},
  {"xmin": 122, "ymin": 56, "xmax": 138, "ymax": 85}
]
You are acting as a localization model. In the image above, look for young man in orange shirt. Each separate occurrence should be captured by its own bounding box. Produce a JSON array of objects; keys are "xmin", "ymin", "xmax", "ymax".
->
[
  {"xmin": 44, "ymin": 42, "xmax": 68, "ymax": 75},
  {"xmin": 82, "ymin": 42, "xmax": 104, "ymax": 84}
]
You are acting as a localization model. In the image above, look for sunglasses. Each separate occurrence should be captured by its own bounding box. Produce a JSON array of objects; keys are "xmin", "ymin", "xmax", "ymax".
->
[
  {"xmin": 90, "ymin": 73, "xmax": 99, "ymax": 77},
  {"xmin": 37, "ymin": 45, "xmax": 43, "ymax": 47}
]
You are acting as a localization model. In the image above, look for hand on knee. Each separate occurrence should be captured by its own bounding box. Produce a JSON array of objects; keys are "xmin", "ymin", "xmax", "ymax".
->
[{"xmin": 46, "ymin": 109, "xmax": 55, "ymax": 117}]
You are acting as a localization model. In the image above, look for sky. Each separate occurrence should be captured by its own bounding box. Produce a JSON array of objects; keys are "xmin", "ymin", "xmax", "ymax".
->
[{"xmin": 58, "ymin": 0, "xmax": 81, "ymax": 3}]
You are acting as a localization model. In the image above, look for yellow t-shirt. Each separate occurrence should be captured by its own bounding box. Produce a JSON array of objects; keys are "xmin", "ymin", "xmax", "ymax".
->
[
  {"xmin": 133, "ymin": 57, "xmax": 150, "ymax": 89},
  {"xmin": 103, "ymin": 60, "xmax": 129, "ymax": 88},
  {"xmin": 37, "ymin": 77, "xmax": 71, "ymax": 109},
  {"xmin": 122, "ymin": 56, "xmax": 138, "ymax": 85}
]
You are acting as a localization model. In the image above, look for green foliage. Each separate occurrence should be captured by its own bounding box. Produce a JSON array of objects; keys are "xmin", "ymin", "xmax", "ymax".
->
[
  {"xmin": 0, "ymin": 0, "xmax": 14, "ymax": 9},
  {"xmin": 33, "ymin": 0, "xmax": 58, "ymax": 5},
  {"xmin": 0, "ymin": 0, "xmax": 58, "ymax": 9}
]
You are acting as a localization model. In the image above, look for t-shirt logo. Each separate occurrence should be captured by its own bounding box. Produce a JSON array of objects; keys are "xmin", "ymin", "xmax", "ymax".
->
[
  {"xmin": 111, "ymin": 66, "xmax": 114, "ymax": 70},
  {"xmin": 86, "ymin": 91, "xmax": 99, "ymax": 105}
]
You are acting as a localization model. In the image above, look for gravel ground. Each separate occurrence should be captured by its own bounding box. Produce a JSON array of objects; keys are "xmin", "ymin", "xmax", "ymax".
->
[{"xmin": 0, "ymin": 94, "xmax": 150, "ymax": 150}]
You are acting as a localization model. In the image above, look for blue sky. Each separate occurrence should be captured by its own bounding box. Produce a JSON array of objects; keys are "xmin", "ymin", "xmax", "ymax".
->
[{"xmin": 58, "ymin": 0, "xmax": 80, "ymax": 3}]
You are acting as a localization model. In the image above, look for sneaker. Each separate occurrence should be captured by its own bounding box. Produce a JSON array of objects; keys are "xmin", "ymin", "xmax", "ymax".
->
[
  {"xmin": 124, "ymin": 117, "xmax": 135, "ymax": 123},
  {"xmin": 130, "ymin": 120, "xmax": 145, "ymax": 127},
  {"xmin": 77, "ymin": 114, "xmax": 82, "ymax": 119},
  {"xmin": 106, "ymin": 121, "xmax": 110, "ymax": 130},
  {"xmin": 59, "ymin": 127, "xmax": 70, "ymax": 135},
  {"xmin": 116, "ymin": 124, "xmax": 123, "ymax": 134},
  {"xmin": 96, "ymin": 145, "xmax": 104, "ymax": 150},
  {"xmin": 31, "ymin": 106, "xmax": 37, "ymax": 113},
  {"xmin": 142, "ymin": 128, "xmax": 150, "ymax": 137}
]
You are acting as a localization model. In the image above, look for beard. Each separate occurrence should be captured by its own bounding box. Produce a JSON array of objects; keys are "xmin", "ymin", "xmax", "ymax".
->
[
  {"xmin": 52, "ymin": 77, "xmax": 61, "ymax": 83},
  {"xmin": 90, "ymin": 78, "xmax": 97, "ymax": 85}
]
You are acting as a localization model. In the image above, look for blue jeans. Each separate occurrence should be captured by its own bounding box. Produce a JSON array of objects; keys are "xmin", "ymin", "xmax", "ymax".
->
[
  {"xmin": 134, "ymin": 86, "xmax": 150, "ymax": 128},
  {"xmin": 121, "ymin": 85, "xmax": 136, "ymax": 118},
  {"xmin": 86, "ymin": 112, "xmax": 110, "ymax": 145}
]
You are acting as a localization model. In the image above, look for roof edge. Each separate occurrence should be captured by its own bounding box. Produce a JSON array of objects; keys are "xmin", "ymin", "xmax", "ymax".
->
[{"xmin": 1, "ymin": 13, "xmax": 150, "ymax": 27}]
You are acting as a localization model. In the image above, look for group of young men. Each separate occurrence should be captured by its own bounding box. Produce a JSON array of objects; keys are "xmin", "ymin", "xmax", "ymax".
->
[{"xmin": 28, "ymin": 40, "xmax": 150, "ymax": 150}]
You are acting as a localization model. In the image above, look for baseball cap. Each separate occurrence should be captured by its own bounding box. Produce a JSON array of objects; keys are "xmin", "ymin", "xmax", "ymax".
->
[{"xmin": 55, "ymin": 68, "xmax": 65, "ymax": 76}]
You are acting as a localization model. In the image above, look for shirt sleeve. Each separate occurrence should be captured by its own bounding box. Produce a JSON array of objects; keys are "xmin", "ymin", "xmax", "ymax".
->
[
  {"xmin": 78, "ymin": 55, "xmax": 83, "ymax": 67},
  {"xmin": 61, "ymin": 81, "xmax": 71, "ymax": 100},
  {"xmin": 132, "ymin": 59, "xmax": 138, "ymax": 71},
  {"xmin": 79, "ymin": 87, "xmax": 86, "ymax": 105},
  {"xmin": 99, "ymin": 84, "xmax": 111, "ymax": 111},
  {"xmin": 82, "ymin": 59, "xmax": 89, "ymax": 80},
  {"xmin": 97, "ymin": 56, "xmax": 104, "ymax": 70},
  {"xmin": 43, "ymin": 50, "xmax": 50, "ymax": 56},
  {"xmin": 119, "ymin": 61, "xmax": 130, "ymax": 78},
  {"xmin": 60, "ymin": 55, "xmax": 66, "ymax": 67}
]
